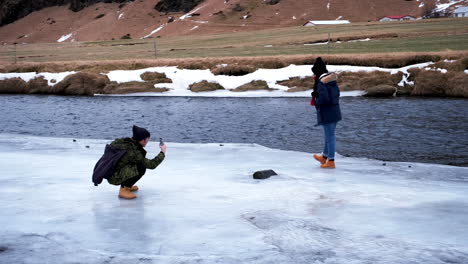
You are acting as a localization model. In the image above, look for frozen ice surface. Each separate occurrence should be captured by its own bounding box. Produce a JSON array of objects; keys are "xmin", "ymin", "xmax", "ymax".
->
[{"xmin": 0, "ymin": 134, "xmax": 467, "ymax": 264}]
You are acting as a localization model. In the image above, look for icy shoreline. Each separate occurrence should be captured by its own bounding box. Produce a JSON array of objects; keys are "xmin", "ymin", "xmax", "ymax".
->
[{"xmin": 1, "ymin": 134, "xmax": 467, "ymax": 263}]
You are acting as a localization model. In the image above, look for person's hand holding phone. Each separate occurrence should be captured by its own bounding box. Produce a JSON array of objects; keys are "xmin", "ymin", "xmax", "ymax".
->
[{"xmin": 159, "ymin": 138, "xmax": 167, "ymax": 153}]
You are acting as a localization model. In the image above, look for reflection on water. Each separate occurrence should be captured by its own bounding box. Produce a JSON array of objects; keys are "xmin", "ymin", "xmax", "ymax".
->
[{"xmin": 0, "ymin": 95, "xmax": 467, "ymax": 166}]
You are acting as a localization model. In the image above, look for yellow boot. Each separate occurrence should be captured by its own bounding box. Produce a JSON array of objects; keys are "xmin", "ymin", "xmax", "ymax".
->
[
  {"xmin": 128, "ymin": 185, "xmax": 139, "ymax": 192},
  {"xmin": 321, "ymin": 160, "xmax": 336, "ymax": 169},
  {"xmin": 119, "ymin": 187, "xmax": 137, "ymax": 199},
  {"xmin": 313, "ymin": 154, "xmax": 327, "ymax": 164}
]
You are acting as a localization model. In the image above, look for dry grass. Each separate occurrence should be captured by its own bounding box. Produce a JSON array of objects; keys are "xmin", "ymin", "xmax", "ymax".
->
[
  {"xmin": 396, "ymin": 84, "xmax": 414, "ymax": 96},
  {"xmin": 189, "ymin": 81, "xmax": 224, "ymax": 92},
  {"xmin": 0, "ymin": 76, "xmax": 53, "ymax": 94},
  {"xmin": 2, "ymin": 51, "xmax": 466, "ymax": 74},
  {"xmin": 337, "ymin": 71, "xmax": 403, "ymax": 92},
  {"xmin": 430, "ymin": 56, "xmax": 468, "ymax": 72},
  {"xmin": 364, "ymin": 85, "xmax": 397, "ymax": 97},
  {"xmin": 449, "ymin": 72, "xmax": 468, "ymax": 97},
  {"xmin": 231, "ymin": 80, "xmax": 274, "ymax": 92},
  {"xmin": 277, "ymin": 76, "xmax": 314, "ymax": 92},
  {"xmin": 52, "ymin": 72, "xmax": 110, "ymax": 96},
  {"xmin": 27, "ymin": 76, "xmax": 51, "ymax": 94},
  {"xmin": 140, "ymin": 71, "xmax": 172, "ymax": 84},
  {"xmin": 0, "ymin": 78, "xmax": 27, "ymax": 94},
  {"xmin": 211, "ymin": 65, "xmax": 256, "ymax": 76},
  {"xmin": 412, "ymin": 70, "xmax": 468, "ymax": 97},
  {"xmin": 103, "ymin": 81, "xmax": 169, "ymax": 94}
]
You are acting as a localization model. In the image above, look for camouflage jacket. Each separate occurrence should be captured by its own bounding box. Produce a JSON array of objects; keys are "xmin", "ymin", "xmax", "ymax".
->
[{"xmin": 107, "ymin": 138, "xmax": 165, "ymax": 185}]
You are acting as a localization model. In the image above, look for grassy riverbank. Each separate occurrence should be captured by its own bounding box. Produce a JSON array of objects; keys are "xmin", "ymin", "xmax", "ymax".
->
[{"xmin": 0, "ymin": 18, "xmax": 467, "ymax": 69}]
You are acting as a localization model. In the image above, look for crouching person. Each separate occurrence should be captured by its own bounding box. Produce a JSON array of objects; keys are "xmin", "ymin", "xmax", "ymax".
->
[{"xmin": 108, "ymin": 125, "xmax": 166, "ymax": 199}]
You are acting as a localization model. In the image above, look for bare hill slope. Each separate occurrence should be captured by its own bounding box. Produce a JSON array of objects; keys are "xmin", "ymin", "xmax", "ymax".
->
[{"xmin": 0, "ymin": 0, "xmax": 466, "ymax": 43}]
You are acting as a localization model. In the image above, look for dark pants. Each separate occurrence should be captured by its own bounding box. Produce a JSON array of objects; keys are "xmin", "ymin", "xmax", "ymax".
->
[{"xmin": 121, "ymin": 163, "xmax": 146, "ymax": 188}]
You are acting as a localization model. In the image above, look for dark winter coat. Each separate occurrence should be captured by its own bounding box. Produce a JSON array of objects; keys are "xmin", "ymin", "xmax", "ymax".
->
[
  {"xmin": 107, "ymin": 138, "xmax": 165, "ymax": 185},
  {"xmin": 314, "ymin": 73, "xmax": 342, "ymax": 126}
]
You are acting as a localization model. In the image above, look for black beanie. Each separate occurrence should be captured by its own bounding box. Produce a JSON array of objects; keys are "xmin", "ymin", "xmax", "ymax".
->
[
  {"xmin": 132, "ymin": 125, "xmax": 150, "ymax": 141},
  {"xmin": 311, "ymin": 57, "xmax": 328, "ymax": 77}
]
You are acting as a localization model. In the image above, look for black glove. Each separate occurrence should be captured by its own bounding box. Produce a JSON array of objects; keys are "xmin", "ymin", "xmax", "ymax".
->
[{"xmin": 312, "ymin": 90, "xmax": 318, "ymax": 98}]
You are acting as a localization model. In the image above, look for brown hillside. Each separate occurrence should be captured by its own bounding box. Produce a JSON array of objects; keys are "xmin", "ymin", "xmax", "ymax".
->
[{"xmin": 0, "ymin": 0, "xmax": 466, "ymax": 44}]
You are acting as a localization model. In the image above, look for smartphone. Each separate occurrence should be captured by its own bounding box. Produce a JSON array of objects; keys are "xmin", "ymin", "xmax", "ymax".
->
[{"xmin": 159, "ymin": 137, "xmax": 164, "ymax": 146}]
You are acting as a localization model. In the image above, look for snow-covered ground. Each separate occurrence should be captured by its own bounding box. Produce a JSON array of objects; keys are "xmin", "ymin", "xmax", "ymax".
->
[
  {"xmin": 103, "ymin": 63, "xmax": 429, "ymax": 97},
  {"xmin": 143, "ymin": 24, "xmax": 166, "ymax": 39},
  {"xmin": 0, "ymin": 134, "xmax": 467, "ymax": 263},
  {"xmin": 306, "ymin": 20, "xmax": 351, "ymax": 25},
  {"xmin": 435, "ymin": 0, "xmax": 466, "ymax": 12},
  {"xmin": 0, "ymin": 62, "xmax": 448, "ymax": 97},
  {"xmin": 57, "ymin": 33, "xmax": 73, "ymax": 43}
]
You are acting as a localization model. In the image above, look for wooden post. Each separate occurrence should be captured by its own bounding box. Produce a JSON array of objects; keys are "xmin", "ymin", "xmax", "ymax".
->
[
  {"xmin": 14, "ymin": 43, "xmax": 17, "ymax": 64},
  {"xmin": 327, "ymin": 32, "xmax": 331, "ymax": 54}
]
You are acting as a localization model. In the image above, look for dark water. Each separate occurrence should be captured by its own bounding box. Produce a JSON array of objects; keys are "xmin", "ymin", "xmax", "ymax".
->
[{"xmin": 0, "ymin": 95, "xmax": 467, "ymax": 166}]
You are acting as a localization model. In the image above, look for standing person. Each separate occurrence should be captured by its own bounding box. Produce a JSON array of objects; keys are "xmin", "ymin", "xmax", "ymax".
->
[
  {"xmin": 311, "ymin": 57, "xmax": 342, "ymax": 169},
  {"xmin": 107, "ymin": 125, "xmax": 166, "ymax": 199}
]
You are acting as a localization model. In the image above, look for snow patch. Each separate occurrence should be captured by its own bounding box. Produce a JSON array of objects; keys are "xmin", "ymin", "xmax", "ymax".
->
[
  {"xmin": 143, "ymin": 24, "xmax": 165, "ymax": 39},
  {"xmin": 425, "ymin": 67, "xmax": 448, "ymax": 74},
  {"xmin": 395, "ymin": 62, "xmax": 433, "ymax": 86},
  {"xmin": 104, "ymin": 63, "xmax": 433, "ymax": 97},
  {"xmin": 307, "ymin": 20, "xmax": 350, "ymax": 25},
  {"xmin": 57, "ymin": 33, "xmax": 72, "ymax": 43},
  {"xmin": 180, "ymin": 6, "xmax": 204, "ymax": 20},
  {"xmin": 304, "ymin": 42, "xmax": 328, "ymax": 46},
  {"xmin": 190, "ymin": 26, "xmax": 199, "ymax": 31},
  {"xmin": 105, "ymin": 65, "xmax": 369, "ymax": 97},
  {"xmin": 348, "ymin": 38, "xmax": 371, "ymax": 42},
  {"xmin": 118, "ymin": 13, "xmax": 124, "ymax": 20},
  {"xmin": 435, "ymin": 0, "xmax": 464, "ymax": 12}
]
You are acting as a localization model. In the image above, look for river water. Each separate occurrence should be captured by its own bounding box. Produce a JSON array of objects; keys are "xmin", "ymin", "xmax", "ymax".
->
[{"xmin": 1, "ymin": 95, "xmax": 467, "ymax": 166}]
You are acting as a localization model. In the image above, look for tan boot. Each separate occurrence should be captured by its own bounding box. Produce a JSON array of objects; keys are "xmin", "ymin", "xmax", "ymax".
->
[
  {"xmin": 119, "ymin": 187, "xmax": 137, "ymax": 199},
  {"xmin": 313, "ymin": 154, "xmax": 327, "ymax": 164},
  {"xmin": 128, "ymin": 185, "xmax": 139, "ymax": 192},
  {"xmin": 321, "ymin": 160, "xmax": 336, "ymax": 169}
]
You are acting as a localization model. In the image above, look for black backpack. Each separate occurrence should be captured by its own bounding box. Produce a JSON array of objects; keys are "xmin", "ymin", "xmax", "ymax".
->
[{"xmin": 92, "ymin": 144, "xmax": 127, "ymax": 186}]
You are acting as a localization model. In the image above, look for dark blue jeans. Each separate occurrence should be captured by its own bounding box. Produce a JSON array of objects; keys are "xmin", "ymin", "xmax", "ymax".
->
[{"xmin": 322, "ymin": 122, "xmax": 337, "ymax": 160}]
